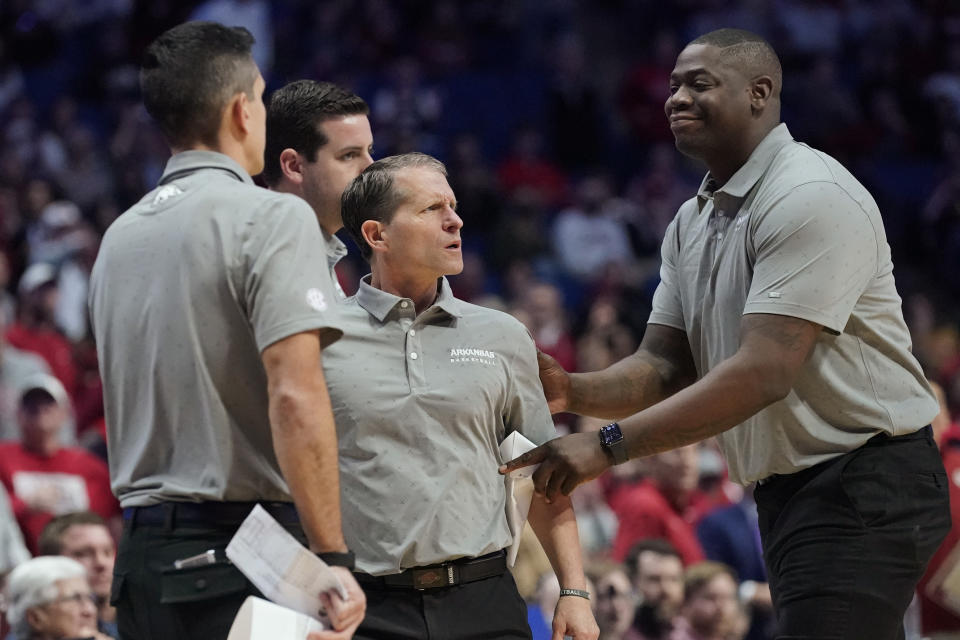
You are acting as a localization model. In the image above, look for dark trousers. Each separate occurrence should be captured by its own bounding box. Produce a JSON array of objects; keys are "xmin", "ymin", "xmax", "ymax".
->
[
  {"xmin": 111, "ymin": 505, "xmax": 307, "ymax": 640},
  {"xmin": 353, "ymin": 570, "xmax": 532, "ymax": 640},
  {"xmin": 755, "ymin": 427, "xmax": 951, "ymax": 640}
]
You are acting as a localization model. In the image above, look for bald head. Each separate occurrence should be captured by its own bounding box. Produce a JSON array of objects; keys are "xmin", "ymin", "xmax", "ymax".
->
[{"xmin": 690, "ymin": 28, "xmax": 782, "ymax": 97}]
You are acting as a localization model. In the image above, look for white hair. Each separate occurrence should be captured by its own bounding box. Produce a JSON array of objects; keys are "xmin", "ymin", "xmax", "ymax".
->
[{"xmin": 3, "ymin": 556, "xmax": 87, "ymax": 636}]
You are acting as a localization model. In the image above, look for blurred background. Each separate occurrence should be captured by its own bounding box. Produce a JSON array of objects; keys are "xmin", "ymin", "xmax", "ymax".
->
[{"xmin": 2, "ymin": 1, "xmax": 960, "ymax": 639}]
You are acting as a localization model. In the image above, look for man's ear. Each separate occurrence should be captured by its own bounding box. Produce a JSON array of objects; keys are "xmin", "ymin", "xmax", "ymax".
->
[
  {"xmin": 749, "ymin": 76, "xmax": 774, "ymax": 114},
  {"xmin": 230, "ymin": 91, "xmax": 251, "ymax": 135},
  {"xmin": 279, "ymin": 148, "xmax": 304, "ymax": 185},
  {"xmin": 361, "ymin": 219, "xmax": 387, "ymax": 256}
]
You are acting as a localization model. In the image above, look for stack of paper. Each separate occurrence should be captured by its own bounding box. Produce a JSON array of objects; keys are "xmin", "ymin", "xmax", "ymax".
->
[
  {"xmin": 499, "ymin": 431, "xmax": 540, "ymax": 567},
  {"xmin": 227, "ymin": 596, "xmax": 324, "ymax": 640},
  {"xmin": 225, "ymin": 505, "xmax": 346, "ymax": 621}
]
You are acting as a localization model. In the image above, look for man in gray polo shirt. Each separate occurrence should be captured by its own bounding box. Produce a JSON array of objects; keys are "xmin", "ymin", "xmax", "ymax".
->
[
  {"xmin": 330, "ymin": 152, "xmax": 598, "ymax": 640},
  {"xmin": 261, "ymin": 80, "xmax": 374, "ymax": 290},
  {"xmin": 88, "ymin": 21, "xmax": 364, "ymax": 640},
  {"xmin": 503, "ymin": 28, "xmax": 950, "ymax": 640}
]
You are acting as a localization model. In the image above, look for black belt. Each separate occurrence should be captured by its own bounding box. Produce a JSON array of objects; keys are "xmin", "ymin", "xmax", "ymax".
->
[
  {"xmin": 123, "ymin": 501, "xmax": 300, "ymax": 528},
  {"xmin": 354, "ymin": 550, "xmax": 507, "ymax": 590}
]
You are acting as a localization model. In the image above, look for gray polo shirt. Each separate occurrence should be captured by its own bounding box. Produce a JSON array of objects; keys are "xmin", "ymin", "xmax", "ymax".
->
[
  {"xmin": 89, "ymin": 151, "xmax": 343, "ymax": 507},
  {"xmin": 649, "ymin": 124, "xmax": 937, "ymax": 484},
  {"xmin": 321, "ymin": 227, "xmax": 348, "ymax": 299},
  {"xmin": 322, "ymin": 276, "xmax": 556, "ymax": 575}
]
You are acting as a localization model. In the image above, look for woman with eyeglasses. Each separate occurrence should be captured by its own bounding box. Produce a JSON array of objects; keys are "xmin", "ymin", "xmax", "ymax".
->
[{"xmin": 2, "ymin": 556, "xmax": 112, "ymax": 640}]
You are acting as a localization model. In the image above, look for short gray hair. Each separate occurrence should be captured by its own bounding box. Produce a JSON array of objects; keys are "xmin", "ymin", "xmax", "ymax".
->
[
  {"xmin": 4, "ymin": 556, "xmax": 87, "ymax": 636},
  {"xmin": 341, "ymin": 152, "xmax": 447, "ymax": 262}
]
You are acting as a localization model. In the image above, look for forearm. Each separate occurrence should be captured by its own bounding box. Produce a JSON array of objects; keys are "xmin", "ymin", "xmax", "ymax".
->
[
  {"xmin": 621, "ymin": 350, "xmax": 785, "ymax": 459},
  {"xmin": 269, "ymin": 377, "xmax": 346, "ymax": 553},
  {"xmin": 526, "ymin": 493, "xmax": 587, "ymax": 590},
  {"xmin": 568, "ymin": 351, "xmax": 679, "ymax": 420}
]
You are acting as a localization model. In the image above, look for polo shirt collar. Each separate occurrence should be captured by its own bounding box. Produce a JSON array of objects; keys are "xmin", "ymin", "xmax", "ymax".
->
[
  {"xmin": 356, "ymin": 275, "xmax": 463, "ymax": 322},
  {"xmin": 696, "ymin": 123, "xmax": 793, "ymax": 214},
  {"xmin": 322, "ymin": 228, "xmax": 348, "ymax": 270},
  {"xmin": 158, "ymin": 150, "xmax": 254, "ymax": 186}
]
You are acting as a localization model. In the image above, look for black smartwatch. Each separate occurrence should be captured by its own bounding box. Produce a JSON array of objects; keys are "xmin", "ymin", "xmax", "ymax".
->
[
  {"xmin": 316, "ymin": 550, "xmax": 356, "ymax": 571},
  {"xmin": 598, "ymin": 422, "xmax": 628, "ymax": 465}
]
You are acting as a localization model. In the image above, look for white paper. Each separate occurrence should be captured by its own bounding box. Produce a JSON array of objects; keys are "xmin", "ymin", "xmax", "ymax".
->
[
  {"xmin": 12, "ymin": 471, "xmax": 89, "ymax": 515},
  {"xmin": 499, "ymin": 431, "xmax": 540, "ymax": 567},
  {"xmin": 225, "ymin": 505, "xmax": 346, "ymax": 620},
  {"xmin": 227, "ymin": 596, "xmax": 324, "ymax": 640}
]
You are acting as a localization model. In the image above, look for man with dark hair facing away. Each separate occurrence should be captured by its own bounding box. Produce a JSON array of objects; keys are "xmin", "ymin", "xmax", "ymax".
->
[
  {"xmin": 89, "ymin": 21, "xmax": 364, "ymax": 639},
  {"xmin": 503, "ymin": 28, "xmax": 950, "ymax": 640}
]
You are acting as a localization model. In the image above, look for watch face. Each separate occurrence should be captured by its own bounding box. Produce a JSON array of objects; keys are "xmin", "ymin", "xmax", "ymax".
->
[{"xmin": 600, "ymin": 423, "xmax": 623, "ymax": 446}]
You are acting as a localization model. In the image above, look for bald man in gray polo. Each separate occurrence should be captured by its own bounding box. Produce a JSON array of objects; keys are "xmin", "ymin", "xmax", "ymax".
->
[{"xmin": 502, "ymin": 28, "xmax": 950, "ymax": 640}]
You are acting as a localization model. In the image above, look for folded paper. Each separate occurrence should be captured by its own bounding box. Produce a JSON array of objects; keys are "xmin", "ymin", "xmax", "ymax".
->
[{"xmin": 499, "ymin": 431, "xmax": 540, "ymax": 566}]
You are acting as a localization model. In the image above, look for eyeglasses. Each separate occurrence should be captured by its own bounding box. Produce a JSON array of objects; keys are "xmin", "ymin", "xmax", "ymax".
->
[{"xmin": 48, "ymin": 592, "xmax": 97, "ymax": 607}]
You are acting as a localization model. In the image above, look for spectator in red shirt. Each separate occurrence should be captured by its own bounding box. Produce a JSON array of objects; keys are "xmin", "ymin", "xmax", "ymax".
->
[
  {"xmin": 608, "ymin": 445, "xmax": 707, "ymax": 566},
  {"xmin": 496, "ymin": 126, "xmax": 568, "ymax": 209},
  {"xmin": 6, "ymin": 263, "xmax": 77, "ymax": 400},
  {"xmin": 0, "ymin": 374, "xmax": 117, "ymax": 554},
  {"xmin": 919, "ymin": 381, "xmax": 960, "ymax": 636}
]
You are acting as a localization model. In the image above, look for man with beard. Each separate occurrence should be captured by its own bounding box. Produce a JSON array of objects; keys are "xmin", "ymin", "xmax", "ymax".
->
[{"xmin": 625, "ymin": 540, "xmax": 684, "ymax": 639}]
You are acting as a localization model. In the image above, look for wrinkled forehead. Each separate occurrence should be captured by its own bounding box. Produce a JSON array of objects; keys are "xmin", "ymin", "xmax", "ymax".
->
[
  {"xmin": 394, "ymin": 166, "xmax": 454, "ymax": 202},
  {"xmin": 671, "ymin": 43, "xmax": 744, "ymax": 81}
]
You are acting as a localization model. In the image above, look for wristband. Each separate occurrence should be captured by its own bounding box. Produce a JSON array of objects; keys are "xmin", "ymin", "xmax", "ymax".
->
[
  {"xmin": 316, "ymin": 550, "xmax": 356, "ymax": 571},
  {"xmin": 559, "ymin": 587, "xmax": 590, "ymax": 600}
]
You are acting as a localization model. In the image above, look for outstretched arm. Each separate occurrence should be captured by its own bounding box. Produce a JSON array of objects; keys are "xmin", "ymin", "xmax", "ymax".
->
[
  {"xmin": 540, "ymin": 324, "xmax": 697, "ymax": 419},
  {"xmin": 505, "ymin": 313, "xmax": 821, "ymax": 499}
]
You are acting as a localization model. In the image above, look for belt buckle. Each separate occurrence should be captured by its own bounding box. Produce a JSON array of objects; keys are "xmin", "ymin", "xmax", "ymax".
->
[{"xmin": 412, "ymin": 565, "xmax": 456, "ymax": 590}]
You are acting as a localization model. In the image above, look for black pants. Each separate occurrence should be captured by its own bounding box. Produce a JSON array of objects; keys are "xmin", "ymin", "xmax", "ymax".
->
[
  {"xmin": 353, "ymin": 570, "xmax": 531, "ymax": 640},
  {"xmin": 755, "ymin": 427, "xmax": 951, "ymax": 640},
  {"xmin": 111, "ymin": 508, "xmax": 307, "ymax": 640}
]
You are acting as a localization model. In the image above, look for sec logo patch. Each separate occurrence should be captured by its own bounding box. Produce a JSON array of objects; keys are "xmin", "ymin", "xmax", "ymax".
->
[{"xmin": 306, "ymin": 288, "xmax": 327, "ymax": 312}]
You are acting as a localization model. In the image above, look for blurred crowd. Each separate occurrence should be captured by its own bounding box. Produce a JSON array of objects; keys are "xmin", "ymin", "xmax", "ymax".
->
[{"xmin": 2, "ymin": 0, "xmax": 960, "ymax": 638}]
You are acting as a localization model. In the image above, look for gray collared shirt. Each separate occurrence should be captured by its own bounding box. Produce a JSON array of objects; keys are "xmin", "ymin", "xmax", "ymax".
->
[
  {"xmin": 90, "ymin": 150, "xmax": 343, "ymax": 506},
  {"xmin": 649, "ymin": 124, "xmax": 937, "ymax": 484},
  {"xmin": 322, "ymin": 276, "xmax": 557, "ymax": 575},
  {"xmin": 321, "ymin": 228, "xmax": 348, "ymax": 299}
]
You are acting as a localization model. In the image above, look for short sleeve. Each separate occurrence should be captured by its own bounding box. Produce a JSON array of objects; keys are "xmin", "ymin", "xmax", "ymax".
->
[
  {"xmin": 648, "ymin": 217, "xmax": 686, "ymax": 330},
  {"xmin": 502, "ymin": 326, "xmax": 557, "ymax": 447},
  {"xmin": 743, "ymin": 181, "xmax": 879, "ymax": 334},
  {"xmin": 242, "ymin": 198, "xmax": 344, "ymax": 351}
]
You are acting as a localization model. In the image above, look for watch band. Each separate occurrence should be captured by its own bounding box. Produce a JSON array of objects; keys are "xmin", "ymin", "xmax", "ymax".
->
[
  {"xmin": 316, "ymin": 550, "xmax": 356, "ymax": 571},
  {"xmin": 559, "ymin": 587, "xmax": 591, "ymax": 600}
]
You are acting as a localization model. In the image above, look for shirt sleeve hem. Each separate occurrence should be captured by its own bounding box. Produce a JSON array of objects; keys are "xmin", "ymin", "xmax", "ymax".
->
[
  {"xmin": 647, "ymin": 314, "xmax": 686, "ymax": 331},
  {"xmin": 258, "ymin": 318, "xmax": 344, "ymax": 353},
  {"xmin": 742, "ymin": 302, "xmax": 843, "ymax": 334}
]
